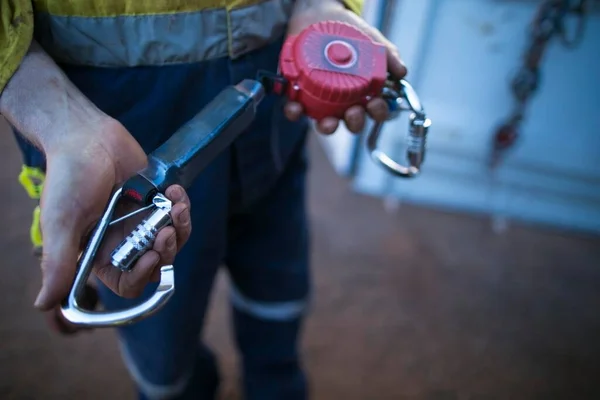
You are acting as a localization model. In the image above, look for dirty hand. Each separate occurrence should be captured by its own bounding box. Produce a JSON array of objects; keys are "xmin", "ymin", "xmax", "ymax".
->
[
  {"xmin": 35, "ymin": 118, "xmax": 192, "ymax": 332},
  {"xmin": 284, "ymin": 0, "xmax": 407, "ymax": 135}
]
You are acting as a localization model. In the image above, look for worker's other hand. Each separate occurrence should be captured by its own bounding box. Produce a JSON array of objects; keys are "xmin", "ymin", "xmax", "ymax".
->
[
  {"xmin": 33, "ymin": 118, "xmax": 192, "ymax": 316},
  {"xmin": 284, "ymin": 0, "xmax": 407, "ymax": 135}
]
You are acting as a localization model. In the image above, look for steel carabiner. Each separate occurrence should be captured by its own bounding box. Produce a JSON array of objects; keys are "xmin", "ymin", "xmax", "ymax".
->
[
  {"xmin": 60, "ymin": 188, "xmax": 176, "ymax": 327},
  {"xmin": 366, "ymin": 79, "xmax": 431, "ymax": 178}
]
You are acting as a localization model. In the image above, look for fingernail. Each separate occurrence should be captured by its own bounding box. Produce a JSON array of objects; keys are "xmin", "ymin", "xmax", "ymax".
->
[
  {"xmin": 170, "ymin": 187, "xmax": 183, "ymax": 202},
  {"xmin": 178, "ymin": 208, "xmax": 190, "ymax": 225}
]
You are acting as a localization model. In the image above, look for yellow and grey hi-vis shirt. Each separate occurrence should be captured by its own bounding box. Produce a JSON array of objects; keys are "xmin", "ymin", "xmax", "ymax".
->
[{"xmin": 1, "ymin": 0, "xmax": 364, "ymax": 92}]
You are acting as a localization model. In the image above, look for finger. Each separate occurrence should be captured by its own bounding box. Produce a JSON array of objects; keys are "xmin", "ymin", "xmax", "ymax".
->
[
  {"xmin": 374, "ymin": 37, "xmax": 407, "ymax": 79},
  {"xmin": 385, "ymin": 45, "xmax": 408, "ymax": 79},
  {"xmin": 343, "ymin": 105, "xmax": 366, "ymax": 134},
  {"xmin": 169, "ymin": 202, "xmax": 191, "ymax": 251},
  {"xmin": 284, "ymin": 102, "xmax": 303, "ymax": 122},
  {"xmin": 357, "ymin": 23, "xmax": 407, "ymax": 79},
  {"xmin": 35, "ymin": 152, "xmax": 114, "ymax": 311},
  {"xmin": 45, "ymin": 308, "xmax": 79, "ymax": 335},
  {"xmin": 165, "ymin": 185, "xmax": 192, "ymax": 251},
  {"xmin": 152, "ymin": 226, "xmax": 178, "ymax": 267},
  {"xmin": 366, "ymin": 98, "xmax": 390, "ymax": 122},
  {"xmin": 36, "ymin": 232, "xmax": 80, "ymax": 310},
  {"xmin": 149, "ymin": 227, "xmax": 175, "ymax": 282},
  {"xmin": 117, "ymin": 250, "xmax": 161, "ymax": 298},
  {"xmin": 36, "ymin": 195, "xmax": 88, "ymax": 310},
  {"xmin": 316, "ymin": 117, "xmax": 339, "ymax": 135},
  {"xmin": 165, "ymin": 185, "xmax": 191, "ymax": 209},
  {"xmin": 150, "ymin": 267, "xmax": 161, "ymax": 283}
]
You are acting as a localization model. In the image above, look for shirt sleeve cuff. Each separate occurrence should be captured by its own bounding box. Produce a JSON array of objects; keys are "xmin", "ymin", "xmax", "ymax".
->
[{"xmin": 0, "ymin": 0, "xmax": 34, "ymax": 95}]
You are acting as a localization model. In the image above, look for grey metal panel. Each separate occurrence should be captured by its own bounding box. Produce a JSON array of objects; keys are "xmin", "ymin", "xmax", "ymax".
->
[{"xmin": 352, "ymin": 0, "xmax": 600, "ymax": 234}]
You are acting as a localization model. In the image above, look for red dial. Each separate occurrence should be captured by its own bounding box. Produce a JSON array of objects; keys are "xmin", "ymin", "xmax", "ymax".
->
[{"xmin": 279, "ymin": 20, "xmax": 388, "ymax": 121}]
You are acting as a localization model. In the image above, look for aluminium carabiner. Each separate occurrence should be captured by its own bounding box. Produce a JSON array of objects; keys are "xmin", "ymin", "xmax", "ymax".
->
[{"xmin": 366, "ymin": 79, "xmax": 431, "ymax": 178}]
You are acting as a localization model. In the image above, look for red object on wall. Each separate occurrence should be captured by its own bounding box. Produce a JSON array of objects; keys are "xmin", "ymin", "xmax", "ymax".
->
[{"xmin": 279, "ymin": 21, "xmax": 388, "ymax": 121}]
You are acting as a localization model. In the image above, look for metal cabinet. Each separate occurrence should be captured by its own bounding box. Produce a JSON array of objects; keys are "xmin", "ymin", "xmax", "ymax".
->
[{"xmin": 317, "ymin": 0, "xmax": 600, "ymax": 234}]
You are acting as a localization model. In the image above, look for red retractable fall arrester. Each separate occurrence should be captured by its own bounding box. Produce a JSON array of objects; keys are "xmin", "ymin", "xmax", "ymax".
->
[
  {"xmin": 60, "ymin": 21, "xmax": 431, "ymax": 329},
  {"xmin": 262, "ymin": 20, "xmax": 431, "ymax": 177}
]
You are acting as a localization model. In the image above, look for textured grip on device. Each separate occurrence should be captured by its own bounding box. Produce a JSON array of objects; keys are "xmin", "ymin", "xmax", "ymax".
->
[
  {"xmin": 110, "ymin": 207, "xmax": 172, "ymax": 272},
  {"xmin": 279, "ymin": 20, "xmax": 388, "ymax": 120}
]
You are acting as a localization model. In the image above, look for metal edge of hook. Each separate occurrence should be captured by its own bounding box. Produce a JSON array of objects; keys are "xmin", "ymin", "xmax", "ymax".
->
[
  {"xmin": 399, "ymin": 79, "xmax": 425, "ymax": 117},
  {"xmin": 108, "ymin": 192, "xmax": 172, "ymax": 227},
  {"xmin": 370, "ymin": 149, "xmax": 421, "ymax": 178},
  {"xmin": 365, "ymin": 122, "xmax": 422, "ymax": 179}
]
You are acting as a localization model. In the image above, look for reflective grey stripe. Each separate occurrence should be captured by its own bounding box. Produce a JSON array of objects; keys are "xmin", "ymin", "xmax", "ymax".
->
[
  {"xmin": 118, "ymin": 340, "xmax": 193, "ymax": 400},
  {"xmin": 230, "ymin": 282, "xmax": 308, "ymax": 321},
  {"xmin": 34, "ymin": 0, "xmax": 294, "ymax": 67},
  {"xmin": 228, "ymin": 0, "xmax": 293, "ymax": 57}
]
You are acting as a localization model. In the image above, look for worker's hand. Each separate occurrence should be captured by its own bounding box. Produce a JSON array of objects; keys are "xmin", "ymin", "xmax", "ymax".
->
[
  {"xmin": 33, "ymin": 118, "xmax": 192, "ymax": 318},
  {"xmin": 284, "ymin": 0, "xmax": 407, "ymax": 135}
]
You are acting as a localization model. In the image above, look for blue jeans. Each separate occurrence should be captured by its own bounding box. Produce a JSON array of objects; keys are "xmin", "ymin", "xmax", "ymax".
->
[{"xmin": 13, "ymin": 37, "xmax": 311, "ymax": 400}]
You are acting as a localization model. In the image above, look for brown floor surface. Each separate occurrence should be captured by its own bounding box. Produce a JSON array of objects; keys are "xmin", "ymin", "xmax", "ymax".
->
[{"xmin": 1, "ymin": 119, "xmax": 600, "ymax": 400}]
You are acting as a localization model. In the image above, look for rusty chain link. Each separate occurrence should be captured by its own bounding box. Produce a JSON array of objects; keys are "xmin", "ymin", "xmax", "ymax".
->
[{"xmin": 489, "ymin": 0, "xmax": 588, "ymax": 169}]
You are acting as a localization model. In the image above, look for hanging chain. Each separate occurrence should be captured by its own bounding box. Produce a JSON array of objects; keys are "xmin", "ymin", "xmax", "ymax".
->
[{"xmin": 489, "ymin": 0, "xmax": 589, "ymax": 169}]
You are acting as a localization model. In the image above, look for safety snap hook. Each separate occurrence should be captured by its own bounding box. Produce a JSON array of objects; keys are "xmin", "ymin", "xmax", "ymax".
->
[
  {"xmin": 366, "ymin": 79, "xmax": 432, "ymax": 178},
  {"xmin": 59, "ymin": 188, "xmax": 175, "ymax": 327}
]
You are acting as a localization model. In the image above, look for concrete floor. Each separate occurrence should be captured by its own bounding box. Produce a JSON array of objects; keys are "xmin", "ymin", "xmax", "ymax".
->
[{"xmin": 1, "ymin": 119, "xmax": 600, "ymax": 400}]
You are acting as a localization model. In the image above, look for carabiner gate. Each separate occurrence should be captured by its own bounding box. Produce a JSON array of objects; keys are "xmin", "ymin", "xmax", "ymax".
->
[{"xmin": 366, "ymin": 79, "xmax": 431, "ymax": 178}]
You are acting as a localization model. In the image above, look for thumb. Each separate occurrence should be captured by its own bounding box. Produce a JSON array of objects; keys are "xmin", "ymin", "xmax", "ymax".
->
[
  {"xmin": 34, "ymin": 169, "xmax": 90, "ymax": 311},
  {"xmin": 385, "ymin": 45, "xmax": 408, "ymax": 80},
  {"xmin": 35, "ymin": 210, "xmax": 83, "ymax": 310},
  {"xmin": 357, "ymin": 21, "xmax": 407, "ymax": 79}
]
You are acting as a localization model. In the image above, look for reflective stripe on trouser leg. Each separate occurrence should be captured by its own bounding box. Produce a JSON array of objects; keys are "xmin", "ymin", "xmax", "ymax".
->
[
  {"xmin": 117, "ymin": 340, "xmax": 193, "ymax": 400},
  {"xmin": 230, "ymin": 281, "xmax": 309, "ymax": 322},
  {"xmin": 230, "ymin": 280, "xmax": 309, "ymax": 400}
]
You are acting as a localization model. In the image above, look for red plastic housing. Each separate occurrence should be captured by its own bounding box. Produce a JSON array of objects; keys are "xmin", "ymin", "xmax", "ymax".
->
[{"xmin": 279, "ymin": 21, "xmax": 388, "ymax": 121}]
